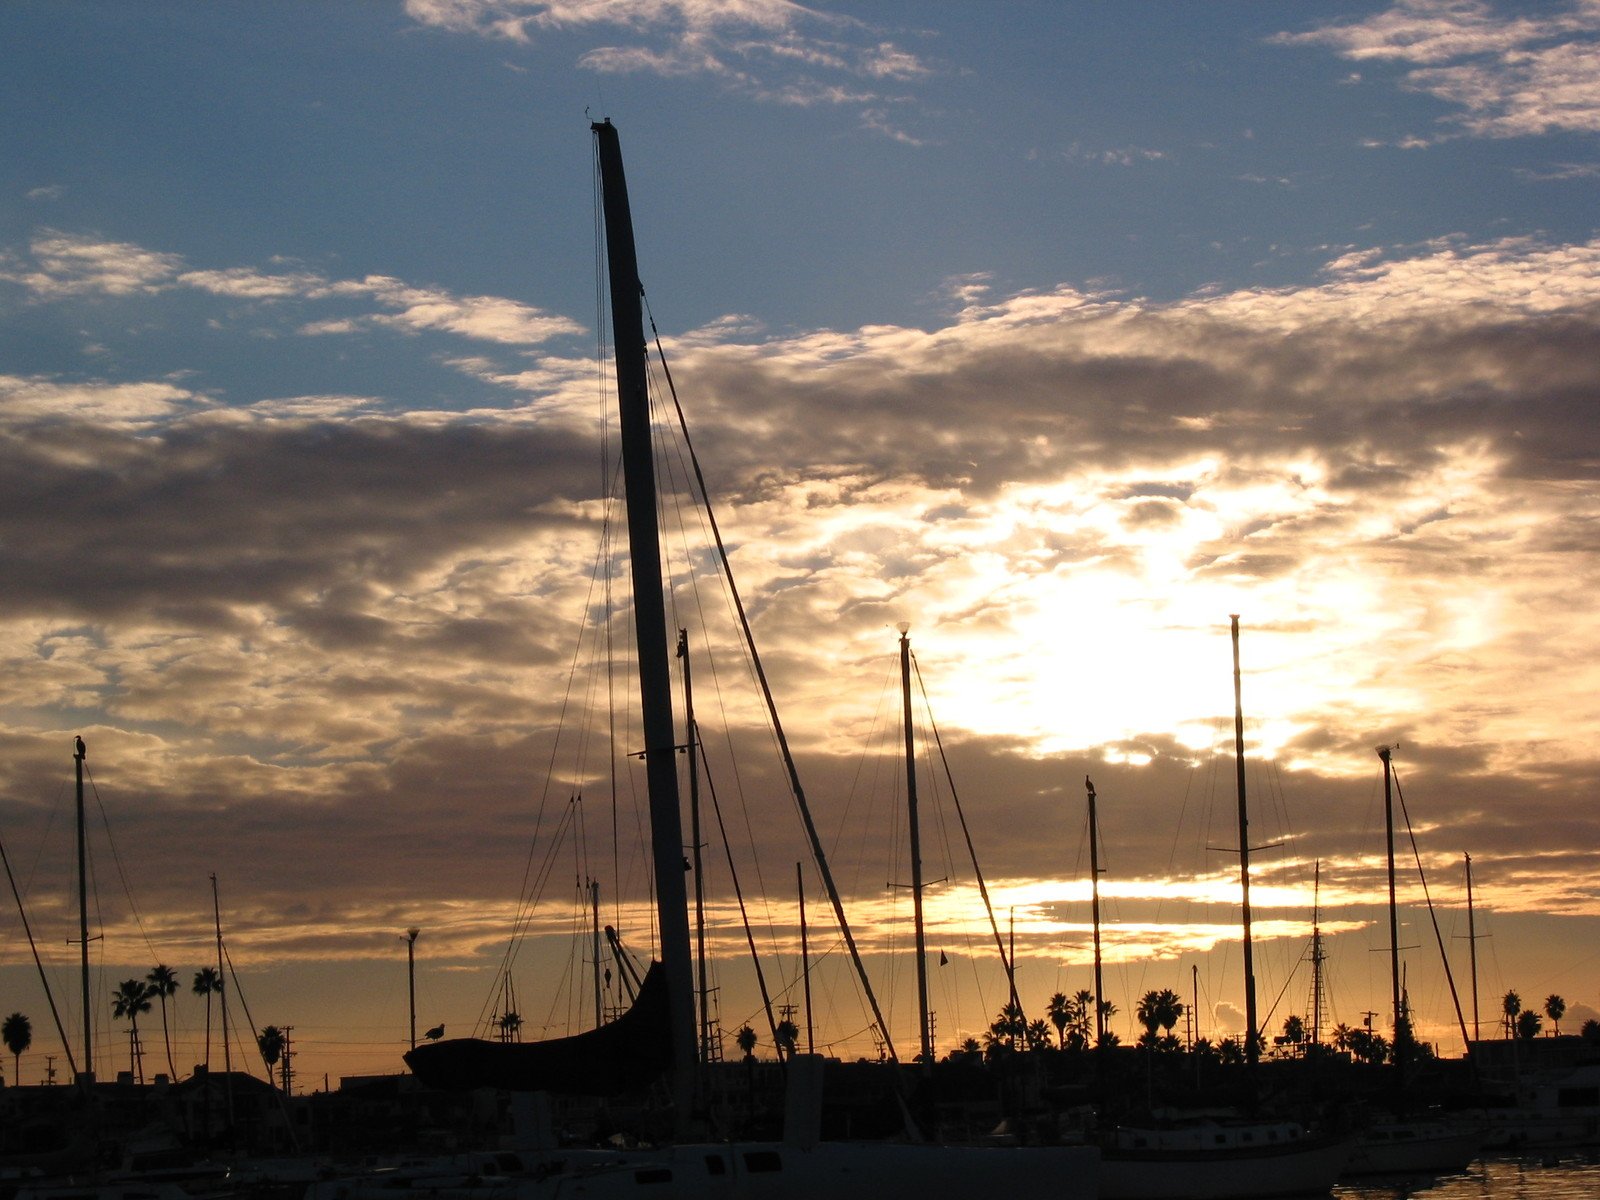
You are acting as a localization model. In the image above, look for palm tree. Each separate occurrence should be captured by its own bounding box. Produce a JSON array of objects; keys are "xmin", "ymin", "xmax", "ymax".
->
[
  {"xmin": 1332, "ymin": 1022, "xmax": 1353, "ymax": 1053},
  {"xmin": 774, "ymin": 1018, "xmax": 799, "ymax": 1060},
  {"xmin": 1135, "ymin": 990, "xmax": 1164, "ymax": 1044},
  {"xmin": 2, "ymin": 1012, "xmax": 31, "ymax": 1084},
  {"xmin": 1046, "ymin": 992, "xmax": 1071, "ymax": 1048},
  {"xmin": 1502, "ymin": 990, "xmax": 1521, "ymax": 1039},
  {"xmin": 193, "ymin": 967, "xmax": 223, "ymax": 1074},
  {"xmin": 1281, "ymin": 1014, "xmax": 1306, "ymax": 1056},
  {"xmin": 258, "ymin": 1025, "xmax": 285, "ymax": 1086},
  {"xmin": 112, "ymin": 978, "xmax": 155, "ymax": 1083},
  {"xmin": 1153, "ymin": 989, "xmax": 1184, "ymax": 1048},
  {"xmin": 496, "ymin": 1011, "xmax": 523, "ymax": 1043},
  {"xmin": 1516, "ymin": 1009, "xmax": 1542, "ymax": 1040},
  {"xmin": 146, "ymin": 964, "xmax": 180, "ymax": 1079},
  {"xmin": 1025, "ymin": 1018, "xmax": 1054, "ymax": 1051},
  {"xmin": 1097, "ymin": 998, "xmax": 1119, "ymax": 1048},
  {"xmin": 735, "ymin": 1024, "xmax": 758, "ymax": 1061},
  {"xmin": 1544, "ymin": 994, "xmax": 1566, "ymax": 1036},
  {"xmin": 1069, "ymin": 989, "xmax": 1094, "ymax": 1048}
]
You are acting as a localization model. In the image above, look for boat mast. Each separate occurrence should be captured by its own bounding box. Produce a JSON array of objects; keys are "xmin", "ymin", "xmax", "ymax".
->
[
  {"xmin": 798, "ymin": 861, "xmax": 814, "ymax": 1055},
  {"xmin": 1309, "ymin": 861, "xmax": 1326, "ymax": 1047},
  {"xmin": 1085, "ymin": 776, "xmax": 1106, "ymax": 1045},
  {"xmin": 898, "ymin": 625, "xmax": 934, "ymax": 1067},
  {"xmin": 591, "ymin": 119, "xmax": 698, "ymax": 1118},
  {"xmin": 74, "ymin": 735, "xmax": 93, "ymax": 1086},
  {"xmin": 1465, "ymin": 853, "xmax": 1479, "ymax": 1043},
  {"xmin": 591, "ymin": 879, "xmax": 603, "ymax": 1028},
  {"xmin": 212, "ymin": 872, "xmax": 235, "ymax": 1135},
  {"xmin": 1378, "ymin": 746, "xmax": 1404, "ymax": 1092},
  {"xmin": 1230, "ymin": 615, "xmax": 1260, "ymax": 1067},
  {"xmin": 678, "ymin": 629, "xmax": 714, "ymax": 1065}
]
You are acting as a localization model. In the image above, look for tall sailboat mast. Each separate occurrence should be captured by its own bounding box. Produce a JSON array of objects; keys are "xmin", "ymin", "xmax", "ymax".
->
[
  {"xmin": 1085, "ymin": 776, "xmax": 1106, "ymax": 1045},
  {"xmin": 1230, "ymin": 615, "xmax": 1260, "ymax": 1066},
  {"xmin": 1465, "ymin": 852, "xmax": 1479, "ymax": 1043},
  {"xmin": 679, "ymin": 629, "xmax": 715, "ymax": 1065},
  {"xmin": 74, "ymin": 735, "xmax": 93, "ymax": 1086},
  {"xmin": 1378, "ymin": 746, "xmax": 1405, "ymax": 1089},
  {"xmin": 1309, "ymin": 861, "xmax": 1326, "ymax": 1047},
  {"xmin": 591, "ymin": 118, "xmax": 698, "ymax": 1115},
  {"xmin": 898, "ymin": 625, "xmax": 933, "ymax": 1066}
]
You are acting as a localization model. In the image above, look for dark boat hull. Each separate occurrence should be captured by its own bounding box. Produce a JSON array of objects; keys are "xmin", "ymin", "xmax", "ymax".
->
[{"xmin": 404, "ymin": 960, "xmax": 672, "ymax": 1094}]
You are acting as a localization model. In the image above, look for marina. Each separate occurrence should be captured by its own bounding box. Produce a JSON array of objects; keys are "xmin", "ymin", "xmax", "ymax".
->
[{"xmin": 6, "ymin": 6, "xmax": 1600, "ymax": 1200}]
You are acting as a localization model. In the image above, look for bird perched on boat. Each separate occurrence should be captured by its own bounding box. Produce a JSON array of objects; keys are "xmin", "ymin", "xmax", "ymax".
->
[{"xmin": 424, "ymin": 1023, "xmax": 444, "ymax": 1041}]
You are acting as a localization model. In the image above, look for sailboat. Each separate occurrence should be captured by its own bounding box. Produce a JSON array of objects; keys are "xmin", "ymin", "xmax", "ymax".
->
[
  {"xmin": 1340, "ymin": 747, "xmax": 1480, "ymax": 1179},
  {"xmin": 404, "ymin": 119, "xmax": 1098, "ymax": 1199},
  {"xmin": 1094, "ymin": 618, "xmax": 1353, "ymax": 1200}
]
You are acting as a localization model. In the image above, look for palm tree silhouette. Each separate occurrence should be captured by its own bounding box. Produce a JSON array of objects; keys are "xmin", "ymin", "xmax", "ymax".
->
[
  {"xmin": 1135, "ymin": 988, "xmax": 1185, "ymax": 1050},
  {"xmin": 774, "ymin": 1018, "xmax": 799, "ymax": 1060},
  {"xmin": 736, "ymin": 1024, "xmax": 758, "ymax": 1061},
  {"xmin": 193, "ymin": 967, "xmax": 223, "ymax": 1075},
  {"xmin": 2, "ymin": 1012, "xmax": 31, "ymax": 1084},
  {"xmin": 112, "ymin": 979, "xmax": 154, "ymax": 1082},
  {"xmin": 1545, "ymin": 994, "xmax": 1566, "ymax": 1036},
  {"xmin": 496, "ymin": 1011, "xmax": 523, "ymax": 1043},
  {"xmin": 1502, "ymin": 990, "xmax": 1522, "ymax": 1039},
  {"xmin": 258, "ymin": 1025, "xmax": 285, "ymax": 1087},
  {"xmin": 1046, "ymin": 992, "xmax": 1071, "ymax": 1048},
  {"xmin": 146, "ymin": 964, "xmax": 180, "ymax": 1079}
]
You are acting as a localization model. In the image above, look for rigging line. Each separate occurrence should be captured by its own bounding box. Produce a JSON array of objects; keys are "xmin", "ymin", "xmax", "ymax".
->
[
  {"xmin": 645, "ymin": 300, "xmax": 898, "ymax": 1062},
  {"xmin": 479, "ymin": 796, "xmax": 583, "ymax": 1032},
  {"xmin": 699, "ymin": 723, "xmax": 784, "ymax": 1057},
  {"xmin": 1391, "ymin": 763, "xmax": 1473, "ymax": 1058},
  {"xmin": 910, "ymin": 651, "xmax": 1021, "ymax": 1018},
  {"xmin": 649, "ymin": 379, "xmax": 790, "ymax": 991},
  {"xmin": 0, "ymin": 824, "xmax": 78, "ymax": 1079},
  {"xmin": 85, "ymin": 766, "xmax": 162, "ymax": 965},
  {"xmin": 499, "ymin": 505, "xmax": 620, "ymax": 968}
]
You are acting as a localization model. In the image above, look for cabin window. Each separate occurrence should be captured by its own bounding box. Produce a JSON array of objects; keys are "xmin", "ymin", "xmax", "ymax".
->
[
  {"xmin": 743, "ymin": 1150, "xmax": 783, "ymax": 1172},
  {"xmin": 705, "ymin": 1155, "xmax": 727, "ymax": 1176},
  {"xmin": 1242, "ymin": 1133, "xmax": 1254, "ymax": 1143},
  {"xmin": 1213, "ymin": 1134, "xmax": 1226, "ymax": 1145},
  {"xmin": 634, "ymin": 1167, "xmax": 673, "ymax": 1184},
  {"xmin": 1560, "ymin": 1087, "xmax": 1600, "ymax": 1107}
]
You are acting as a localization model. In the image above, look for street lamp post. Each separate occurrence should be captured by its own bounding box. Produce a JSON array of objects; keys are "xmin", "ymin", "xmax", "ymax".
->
[{"xmin": 406, "ymin": 928, "xmax": 420, "ymax": 1050}]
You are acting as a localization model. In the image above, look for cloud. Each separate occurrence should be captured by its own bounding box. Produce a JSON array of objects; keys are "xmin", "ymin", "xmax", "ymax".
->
[
  {"xmin": 4, "ymin": 232, "xmax": 583, "ymax": 351},
  {"xmin": 4, "ymin": 231, "xmax": 1600, "ymax": 1071},
  {"xmin": 403, "ymin": 0, "xmax": 938, "ymax": 141},
  {"xmin": 0, "ymin": 374, "xmax": 202, "ymax": 428},
  {"xmin": 1, "ymin": 231, "xmax": 183, "ymax": 297},
  {"xmin": 1275, "ymin": 0, "xmax": 1600, "ymax": 140}
]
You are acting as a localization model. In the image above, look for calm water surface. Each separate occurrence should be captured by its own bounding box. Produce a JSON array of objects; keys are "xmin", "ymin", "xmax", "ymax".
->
[{"xmin": 1331, "ymin": 1154, "xmax": 1600, "ymax": 1199}]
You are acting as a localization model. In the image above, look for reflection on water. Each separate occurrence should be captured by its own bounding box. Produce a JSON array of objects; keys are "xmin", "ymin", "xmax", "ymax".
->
[{"xmin": 1332, "ymin": 1154, "xmax": 1600, "ymax": 1199}]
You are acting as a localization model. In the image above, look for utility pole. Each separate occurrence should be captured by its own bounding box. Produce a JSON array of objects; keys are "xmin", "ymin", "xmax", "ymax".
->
[{"xmin": 279, "ymin": 1025, "xmax": 294, "ymax": 1095}]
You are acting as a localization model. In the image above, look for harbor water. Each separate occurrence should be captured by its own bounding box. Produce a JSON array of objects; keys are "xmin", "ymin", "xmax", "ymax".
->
[{"xmin": 1331, "ymin": 1153, "xmax": 1600, "ymax": 1199}]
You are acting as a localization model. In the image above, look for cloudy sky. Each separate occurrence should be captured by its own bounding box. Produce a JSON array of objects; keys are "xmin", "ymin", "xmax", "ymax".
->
[{"xmin": 3, "ymin": 0, "xmax": 1599, "ymax": 1087}]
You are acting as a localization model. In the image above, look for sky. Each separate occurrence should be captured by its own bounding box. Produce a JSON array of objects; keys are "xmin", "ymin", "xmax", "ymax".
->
[{"xmin": 2, "ymin": 0, "xmax": 1599, "ymax": 1089}]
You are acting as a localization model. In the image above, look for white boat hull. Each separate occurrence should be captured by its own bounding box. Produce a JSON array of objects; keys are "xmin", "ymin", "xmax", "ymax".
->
[{"xmin": 1342, "ymin": 1122, "xmax": 1480, "ymax": 1177}]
